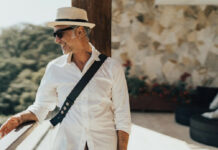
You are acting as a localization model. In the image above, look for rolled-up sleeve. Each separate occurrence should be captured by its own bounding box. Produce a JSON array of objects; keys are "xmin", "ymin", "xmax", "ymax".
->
[
  {"xmin": 111, "ymin": 60, "xmax": 131, "ymax": 134},
  {"xmin": 27, "ymin": 62, "xmax": 58, "ymax": 122}
]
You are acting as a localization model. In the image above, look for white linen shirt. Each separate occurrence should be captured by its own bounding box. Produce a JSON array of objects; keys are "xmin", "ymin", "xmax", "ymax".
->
[{"xmin": 27, "ymin": 43, "xmax": 131, "ymax": 150}]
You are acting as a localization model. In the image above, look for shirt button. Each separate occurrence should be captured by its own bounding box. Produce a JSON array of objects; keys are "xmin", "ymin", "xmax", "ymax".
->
[
  {"xmin": 66, "ymin": 102, "xmax": 69, "ymax": 106},
  {"xmin": 61, "ymin": 111, "xmax": 64, "ymax": 114},
  {"xmin": 63, "ymin": 106, "xmax": 67, "ymax": 110}
]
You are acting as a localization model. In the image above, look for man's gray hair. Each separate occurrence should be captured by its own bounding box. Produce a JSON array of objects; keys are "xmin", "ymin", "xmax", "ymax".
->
[
  {"xmin": 83, "ymin": 26, "xmax": 91, "ymax": 39},
  {"xmin": 71, "ymin": 25, "xmax": 91, "ymax": 39}
]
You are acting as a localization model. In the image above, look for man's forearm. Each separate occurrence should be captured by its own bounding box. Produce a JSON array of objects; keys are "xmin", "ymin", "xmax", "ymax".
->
[
  {"xmin": 0, "ymin": 110, "xmax": 38, "ymax": 138},
  {"xmin": 117, "ymin": 130, "xmax": 129, "ymax": 150},
  {"xmin": 16, "ymin": 110, "xmax": 38, "ymax": 124}
]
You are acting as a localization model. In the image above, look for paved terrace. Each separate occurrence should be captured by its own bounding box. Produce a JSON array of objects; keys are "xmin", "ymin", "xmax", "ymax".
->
[{"xmin": 0, "ymin": 112, "xmax": 217, "ymax": 150}]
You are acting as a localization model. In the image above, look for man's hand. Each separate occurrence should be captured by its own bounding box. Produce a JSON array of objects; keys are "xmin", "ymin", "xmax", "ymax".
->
[
  {"xmin": 117, "ymin": 130, "xmax": 129, "ymax": 150},
  {"xmin": 0, "ymin": 110, "xmax": 38, "ymax": 139},
  {"xmin": 0, "ymin": 115, "xmax": 22, "ymax": 138}
]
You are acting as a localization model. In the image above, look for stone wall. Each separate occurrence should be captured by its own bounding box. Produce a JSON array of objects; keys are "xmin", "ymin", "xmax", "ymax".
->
[{"xmin": 111, "ymin": 0, "xmax": 218, "ymax": 87}]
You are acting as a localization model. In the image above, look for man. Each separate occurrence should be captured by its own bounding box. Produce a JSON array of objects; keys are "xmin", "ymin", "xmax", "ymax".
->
[{"xmin": 0, "ymin": 7, "xmax": 131, "ymax": 150}]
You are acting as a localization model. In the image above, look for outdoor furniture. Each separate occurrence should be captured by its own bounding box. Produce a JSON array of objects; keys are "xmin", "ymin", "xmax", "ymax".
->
[
  {"xmin": 190, "ymin": 114, "xmax": 218, "ymax": 147},
  {"xmin": 175, "ymin": 86, "xmax": 218, "ymax": 126},
  {"xmin": 175, "ymin": 104, "xmax": 209, "ymax": 126}
]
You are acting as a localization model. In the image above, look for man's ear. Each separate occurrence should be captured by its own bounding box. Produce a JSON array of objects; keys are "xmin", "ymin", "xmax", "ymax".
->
[{"xmin": 75, "ymin": 26, "xmax": 86, "ymax": 39}]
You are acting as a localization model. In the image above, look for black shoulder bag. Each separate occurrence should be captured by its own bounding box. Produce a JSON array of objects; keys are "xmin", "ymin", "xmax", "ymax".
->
[{"xmin": 50, "ymin": 54, "xmax": 108, "ymax": 126}]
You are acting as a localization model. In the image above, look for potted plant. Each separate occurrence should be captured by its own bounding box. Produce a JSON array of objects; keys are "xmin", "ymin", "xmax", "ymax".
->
[{"xmin": 123, "ymin": 60, "xmax": 197, "ymax": 111}]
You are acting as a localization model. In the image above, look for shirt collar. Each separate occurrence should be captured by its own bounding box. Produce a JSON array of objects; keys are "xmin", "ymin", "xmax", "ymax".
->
[{"xmin": 64, "ymin": 42, "xmax": 101, "ymax": 65}]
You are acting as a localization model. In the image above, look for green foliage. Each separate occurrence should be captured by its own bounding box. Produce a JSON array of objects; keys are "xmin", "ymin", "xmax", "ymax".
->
[
  {"xmin": 0, "ymin": 24, "xmax": 62, "ymax": 115},
  {"xmin": 125, "ymin": 66, "xmax": 147, "ymax": 97},
  {"xmin": 0, "ymin": 115, "xmax": 11, "ymax": 125},
  {"xmin": 124, "ymin": 60, "xmax": 197, "ymax": 104}
]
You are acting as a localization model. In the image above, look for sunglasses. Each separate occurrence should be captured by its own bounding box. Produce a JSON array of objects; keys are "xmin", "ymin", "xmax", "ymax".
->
[{"xmin": 53, "ymin": 26, "xmax": 77, "ymax": 39}]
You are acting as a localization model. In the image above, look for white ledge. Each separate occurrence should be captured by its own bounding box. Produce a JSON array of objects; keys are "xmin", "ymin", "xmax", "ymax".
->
[
  {"xmin": 155, "ymin": 0, "xmax": 218, "ymax": 5},
  {"xmin": 0, "ymin": 121, "xmax": 37, "ymax": 150}
]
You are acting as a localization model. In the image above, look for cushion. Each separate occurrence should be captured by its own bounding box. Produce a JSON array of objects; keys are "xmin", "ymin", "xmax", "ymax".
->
[
  {"xmin": 202, "ymin": 109, "xmax": 218, "ymax": 119},
  {"xmin": 209, "ymin": 93, "xmax": 218, "ymax": 110}
]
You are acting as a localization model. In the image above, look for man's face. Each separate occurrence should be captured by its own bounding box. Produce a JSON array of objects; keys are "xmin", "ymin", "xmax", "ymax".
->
[{"xmin": 54, "ymin": 25, "xmax": 78, "ymax": 54}]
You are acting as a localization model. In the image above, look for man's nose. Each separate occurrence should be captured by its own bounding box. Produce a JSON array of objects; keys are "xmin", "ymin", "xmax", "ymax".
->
[{"xmin": 55, "ymin": 36, "xmax": 62, "ymax": 44}]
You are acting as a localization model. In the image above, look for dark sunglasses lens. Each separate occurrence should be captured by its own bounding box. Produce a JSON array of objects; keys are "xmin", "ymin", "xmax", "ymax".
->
[
  {"xmin": 57, "ymin": 32, "xmax": 63, "ymax": 38},
  {"xmin": 53, "ymin": 31, "xmax": 63, "ymax": 38}
]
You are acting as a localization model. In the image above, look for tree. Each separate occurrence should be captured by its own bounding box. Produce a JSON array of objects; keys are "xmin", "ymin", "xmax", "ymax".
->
[{"xmin": 0, "ymin": 24, "xmax": 62, "ymax": 114}]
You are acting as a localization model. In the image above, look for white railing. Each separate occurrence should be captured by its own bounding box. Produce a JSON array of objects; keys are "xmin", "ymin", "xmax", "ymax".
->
[
  {"xmin": 0, "ymin": 121, "xmax": 38, "ymax": 150},
  {"xmin": 0, "ymin": 110, "xmax": 57, "ymax": 150}
]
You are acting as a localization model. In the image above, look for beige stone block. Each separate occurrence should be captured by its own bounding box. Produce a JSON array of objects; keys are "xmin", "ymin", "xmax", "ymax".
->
[
  {"xmin": 112, "ymin": 0, "xmax": 120, "ymax": 11},
  {"xmin": 119, "ymin": 13, "xmax": 131, "ymax": 27},
  {"xmin": 195, "ymin": 28, "xmax": 214, "ymax": 65},
  {"xmin": 112, "ymin": 35, "xmax": 121, "ymax": 49},
  {"xmin": 111, "ymin": 1, "xmax": 217, "ymax": 87},
  {"xmin": 199, "ymin": 5, "xmax": 207, "ymax": 11},
  {"xmin": 147, "ymin": 31, "xmax": 161, "ymax": 43},
  {"xmin": 165, "ymin": 44, "xmax": 175, "ymax": 53},
  {"xmin": 184, "ymin": 18, "xmax": 197, "ymax": 30},
  {"xmin": 143, "ymin": 13, "xmax": 155, "ymax": 26},
  {"xmin": 210, "ymin": 77, "xmax": 218, "ymax": 87},
  {"xmin": 187, "ymin": 42, "xmax": 199, "ymax": 56},
  {"xmin": 183, "ymin": 6, "xmax": 199, "ymax": 19},
  {"xmin": 120, "ymin": 52, "xmax": 129, "ymax": 62},
  {"xmin": 205, "ymin": 51, "xmax": 218, "ymax": 72},
  {"xmin": 181, "ymin": 56, "xmax": 193, "ymax": 66},
  {"xmin": 159, "ymin": 7, "xmax": 177, "ymax": 28},
  {"xmin": 112, "ymin": 42, "xmax": 120, "ymax": 49},
  {"xmin": 112, "ymin": 9, "xmax": 121, "ymax": 23},
  {"xmin": 192, "ymin": 69, "xmax": 217, "ymax": 87},
  {"xmin": 134, "ymin": 32, "xmax": 150, "ymax": 43},
  {"xmin": 162, "ymin": 61, "xmax": 181, "ymax": 84},
  {"xmin": 199, "ymin": 68, "xmax": 208, "ymax": 74},
  {"xmin": 111, "ymin": 49, "xmax": 123, "ymax": 63},
  {"xmin": 114, "ymin": 0, "xmax": 124, "ymax": 11},
  {"xmin": 134, "ymin": 2, "xmax": 149, "ymax": 14},
  {"xmin": 196, "ymin": 27, "xmax": 214, "ymax": 43},
  {"xmin": 187, "ymin": 31, "xmax": 197, "ymax": 42},
  {"xmin": 210, "ymin": 45, "xmax": 218, "ymax": 55},
  {"xmin": 192, "ymin": 70, "xmax": 205, "ymax": 88},
  {"xmin": 152, "ymin": 41, "xmax": 161, "ymax": 50},
  {"xmin": 151, "ymin": 21, "xmax": 164, "ymax": 35},
  {"xmin": 175, "ymin": 26, "xmax": 187, "ymax": 39},
  {"xmin": 123, "ymin": 36, "xmax": 139, "ymax": 57},
  {"xmin": 177, "ymin": 45, "xmax": 199, "ymax": 72},
  {"xmin": 161, "ymin": 53, "xmax": 178, "ymax": 64},
  {"xmin": 143, "ymin": 55, "xmax": 163, "ymax": 81},
  {"xmin": 175, "ymin": 9, "xmax": 185, "ymax": 20},
  {"xmin": 134, "ymin": 32, "xmax": 151, "ymax": 49},
  {"xmin": 160, "ymin": 29, "xmax": 177, "ymax": 44},
  {"xmin": 196, "ymin": 45, "xmax": 210, "ymax": 66},
  {"xmin": 133, "ymin": 50, "xmax": 149, "ymax": 65},
  {"xmin": 131, "ymin": 17, "xmax": 148, "ymax": 33},
  {"xmin": 208, "ymin": 11, "xmax": 218, "ymax": 26},
  {"xmin": 133, "ymin": 64, "xmax": 145, "ymax": 76},
  {"xmin": 196, "ymin": 11, "xmax": 208, "ymax": 30}
]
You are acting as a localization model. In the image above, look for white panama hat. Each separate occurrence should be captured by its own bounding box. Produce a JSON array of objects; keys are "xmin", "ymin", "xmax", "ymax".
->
[{"xmin": 46, "ymin": 7, "xmax": 95, "ymax": 28}]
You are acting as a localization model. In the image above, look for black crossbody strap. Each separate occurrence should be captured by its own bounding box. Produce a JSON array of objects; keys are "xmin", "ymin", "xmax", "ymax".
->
[{"xmin": 50, "ymin": 54, "xmax": 108, "ymax": 126}]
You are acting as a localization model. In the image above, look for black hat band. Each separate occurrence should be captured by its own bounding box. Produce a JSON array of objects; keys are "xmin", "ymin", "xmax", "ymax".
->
[{"xmin": 55, "ymin": 19, "xmax": 88, "ymax": 22}]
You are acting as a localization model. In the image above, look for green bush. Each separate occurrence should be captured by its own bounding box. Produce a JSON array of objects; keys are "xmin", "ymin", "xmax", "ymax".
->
[{"xmin": 0, "ymin": 24, "xmax": 62, "ymax": 115}]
